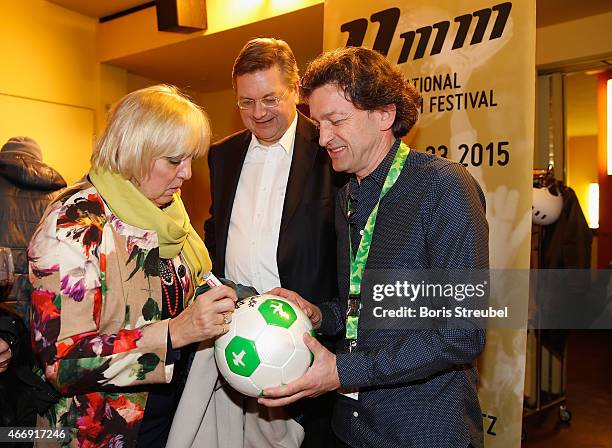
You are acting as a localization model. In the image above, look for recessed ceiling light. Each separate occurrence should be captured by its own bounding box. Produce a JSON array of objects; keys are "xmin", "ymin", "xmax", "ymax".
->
[{"xmin": 585, "ymin": 69, "xmax": 606, "ymax": 76}]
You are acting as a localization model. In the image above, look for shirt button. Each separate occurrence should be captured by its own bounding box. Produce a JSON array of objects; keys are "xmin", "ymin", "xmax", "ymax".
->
[
  {"xmin": 353, "ymin": 411, "xmax": 359, "ymax": 418},
  {"xmin": 359, "ymin": 230, "xmax": 364, "ymax": 236}
]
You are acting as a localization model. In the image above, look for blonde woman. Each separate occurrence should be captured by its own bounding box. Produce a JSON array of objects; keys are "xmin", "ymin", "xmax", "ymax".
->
[{"xmin": 28, "ymin": 85, "xmax": 236, "ymax": 447}]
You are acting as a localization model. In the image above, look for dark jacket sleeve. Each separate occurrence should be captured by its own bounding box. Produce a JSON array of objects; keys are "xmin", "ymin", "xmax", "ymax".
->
[
  {"xmin": 203, "ymin": 147, "xmax": 216, "ymax": 262},
  {"xmin": 318, "ymin": 301, "xmax": 345, "ymax": 337}
]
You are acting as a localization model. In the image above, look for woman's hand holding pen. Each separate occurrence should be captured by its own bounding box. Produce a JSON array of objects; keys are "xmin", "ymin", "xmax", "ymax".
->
[{"xmin": 168, "ymin": 285, "xmax": 237, "ymax": 348}]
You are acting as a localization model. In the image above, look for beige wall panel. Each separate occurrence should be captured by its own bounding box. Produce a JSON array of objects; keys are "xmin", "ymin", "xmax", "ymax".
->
[
  {"xmin": 536, "ymin": 11, "xmax": 612, "ymax": 67},
  {"xmin": 0, "ymin": 0, "xmax": 97, "ymax": 109},
  {"xmin": 0, "ymin": 95, "xmax": 94, "ymax": 185}
]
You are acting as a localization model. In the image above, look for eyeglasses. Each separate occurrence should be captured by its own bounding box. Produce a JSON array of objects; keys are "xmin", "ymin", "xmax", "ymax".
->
[{"xmin": 236, "ymin": 89, "xmax": 290, "ymax": 110}]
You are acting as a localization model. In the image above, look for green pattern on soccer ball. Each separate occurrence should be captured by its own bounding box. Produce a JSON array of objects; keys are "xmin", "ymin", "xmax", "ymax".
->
[
  {"xmin": 309, "ymin": 329, "xmax": 315, "ymax": 366},
  {"xmin": 224, "ymin": 336, "xmax": 260, "ymax": 377},
  {"xmin": 258, "ymin": 299, "xmax": 297, "ymax": 328}
]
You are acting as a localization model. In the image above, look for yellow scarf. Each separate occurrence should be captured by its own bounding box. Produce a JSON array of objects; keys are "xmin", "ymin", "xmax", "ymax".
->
[{"xmin": 89, "ymin": 168, "xmax": 210, "ymax": 288}]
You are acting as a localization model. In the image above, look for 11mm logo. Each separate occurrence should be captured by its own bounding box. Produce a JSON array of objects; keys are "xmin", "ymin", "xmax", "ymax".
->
[{"xmin": 340, "ymin": 2, "xmax": 512, "ymax": 63}]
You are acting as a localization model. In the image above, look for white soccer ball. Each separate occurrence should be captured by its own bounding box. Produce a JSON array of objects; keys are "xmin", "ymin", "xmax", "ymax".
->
[{"xmin": 214, "ymin": 294, "xmax": 314, "ymax": 397}]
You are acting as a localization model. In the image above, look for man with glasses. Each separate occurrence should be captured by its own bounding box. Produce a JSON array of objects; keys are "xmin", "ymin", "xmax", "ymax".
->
[{"xmin": 204, "ymin": 38, "xmax": 343, "ymax": 447}]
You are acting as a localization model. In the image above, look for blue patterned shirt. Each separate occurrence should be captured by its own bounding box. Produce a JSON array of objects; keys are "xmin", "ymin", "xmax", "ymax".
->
[{"xmin": 319, "ymin": 144, "xmax": 488, "ymax": 448}]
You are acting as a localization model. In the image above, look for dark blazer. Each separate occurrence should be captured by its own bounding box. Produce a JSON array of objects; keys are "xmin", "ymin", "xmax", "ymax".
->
[
  {"xmin": 204, "ymin": 112, "xmax": 346, "ymax": 304},
  {"xmin": 319, "ymin": 150, "xmax": 489, "ymax": 448}
]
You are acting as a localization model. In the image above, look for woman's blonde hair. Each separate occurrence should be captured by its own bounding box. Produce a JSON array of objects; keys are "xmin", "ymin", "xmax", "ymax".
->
[{"xmin": 91, "ymin": 84, "xmax": 210, "ymax": 181}]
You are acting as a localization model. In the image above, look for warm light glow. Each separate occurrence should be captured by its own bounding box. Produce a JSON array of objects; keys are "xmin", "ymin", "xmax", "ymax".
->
[
  {"xmin": 231, "ymin": 0, "xmax": 264, "ymax": 13},
  {"xmin": 212, "ymin": 0, "xmax": 265, "ymax": 29},
  {"xmin": 271, "ymin": 0, "xmax": 302, "ymax": 8},
  {"xmin": 588, "ymin": 183, "xmax": 599, "ymax": 229},
  {"xmin": 608, "ymin": 79, "xmax": 612, "ymax": 175}
]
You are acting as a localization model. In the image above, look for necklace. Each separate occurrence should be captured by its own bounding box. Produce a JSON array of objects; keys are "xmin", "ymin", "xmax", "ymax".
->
[
  {"xmin": 160, "ymin": 259, "xmax": 179, "ymax": 316},
  {"xmin": 159, "ymin": 259, "xmax": 174, "ymax": 285}
]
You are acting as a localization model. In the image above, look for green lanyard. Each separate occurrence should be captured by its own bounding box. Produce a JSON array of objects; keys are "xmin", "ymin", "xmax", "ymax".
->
[{"xmin": 345, "ymin": 142, "xmax": 410, "ymax": 341}]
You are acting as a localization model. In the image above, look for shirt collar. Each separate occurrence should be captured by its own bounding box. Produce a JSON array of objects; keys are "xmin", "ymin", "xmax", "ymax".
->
[
  {"xmin": 349, "ymin": 138, "xmax": 401, "ymax": 198},
  {"xmin": 369, "ymin": 138, "xmax": 401, "ymax": 188},
  {"xmin": 249, "ymin": 112, "xmax": 298, "ymax": 156}
]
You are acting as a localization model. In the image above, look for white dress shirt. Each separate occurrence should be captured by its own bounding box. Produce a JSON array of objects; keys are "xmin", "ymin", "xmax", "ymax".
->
[{"xmin": 224, "ymin": 114, "xmax": 298, "ymax": 294}]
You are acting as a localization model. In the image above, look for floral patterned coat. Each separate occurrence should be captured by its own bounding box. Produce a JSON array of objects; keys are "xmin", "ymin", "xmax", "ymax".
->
[{"xmin": 28, "ymin": 180, "xmax": 196, "ymax": 447}]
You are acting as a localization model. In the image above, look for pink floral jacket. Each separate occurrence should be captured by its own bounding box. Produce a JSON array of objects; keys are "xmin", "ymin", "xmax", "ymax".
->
[{"xmin": 28, "ymin": 180, "xmax": 194, "ymax": 447}]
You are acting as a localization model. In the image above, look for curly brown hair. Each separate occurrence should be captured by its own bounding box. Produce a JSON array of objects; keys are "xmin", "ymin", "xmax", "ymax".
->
[{"xmin": 301, "ymin": 47, "xmax": 421, "ymax": 138}]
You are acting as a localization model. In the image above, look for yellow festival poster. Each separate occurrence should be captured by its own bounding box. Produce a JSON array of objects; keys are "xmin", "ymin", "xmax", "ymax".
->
[{"xmin": 323, "ymin": 0, "xmax": 535, "ymax": 446}]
